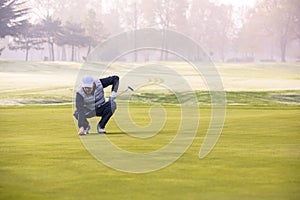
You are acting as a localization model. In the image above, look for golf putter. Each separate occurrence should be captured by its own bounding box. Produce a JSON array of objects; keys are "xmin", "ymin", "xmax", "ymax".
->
[{"xmin": 118, "ymin": 86, "xmax": 134, "ymax": 97}]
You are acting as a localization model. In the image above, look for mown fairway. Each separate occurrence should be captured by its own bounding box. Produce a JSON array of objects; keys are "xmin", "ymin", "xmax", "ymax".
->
[{"xmin": 0, "ymin": 105, "xmax": 299, "ymax": 200}]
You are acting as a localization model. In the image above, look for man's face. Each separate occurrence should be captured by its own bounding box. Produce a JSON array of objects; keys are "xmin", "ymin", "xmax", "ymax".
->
[{"xmin": 83, "ymin": 87, "xmax": 93, "ymax": 94}]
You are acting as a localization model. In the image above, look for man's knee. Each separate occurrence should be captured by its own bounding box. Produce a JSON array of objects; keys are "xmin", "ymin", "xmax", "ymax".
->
[{"xmin": 73, "ymin": 110, "xmax": 79, "ymax": 120}]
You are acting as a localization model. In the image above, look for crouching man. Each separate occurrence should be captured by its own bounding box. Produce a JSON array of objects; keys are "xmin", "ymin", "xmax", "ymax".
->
[{"xmin": 74, "ymin": 75, "xmax": 119, "ymax": 135}]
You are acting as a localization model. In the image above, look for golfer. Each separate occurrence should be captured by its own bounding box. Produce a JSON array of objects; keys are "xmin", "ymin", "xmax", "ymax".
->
[{"xmin": 74, "ymin": 75, "xmax": 119, "ymax": 135}]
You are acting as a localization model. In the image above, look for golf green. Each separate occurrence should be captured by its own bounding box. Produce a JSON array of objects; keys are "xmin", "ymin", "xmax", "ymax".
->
[{"xmin": 0, "ymin": 105, "xmax": 299, "ymax": 200}]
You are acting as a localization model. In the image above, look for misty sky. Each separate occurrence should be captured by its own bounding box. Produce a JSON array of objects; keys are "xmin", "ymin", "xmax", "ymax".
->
[{"xmin": 214, "ymin": 0, "xmax": 256, "ymax": 7}]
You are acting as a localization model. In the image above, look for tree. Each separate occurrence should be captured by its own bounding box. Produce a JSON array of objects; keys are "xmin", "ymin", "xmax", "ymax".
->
[
  {"xmin": 189, "ymin": 0, "xmax": 234, "ymax": 61},
  {"xmin": 172, "ymin": 0, "xmax": 189, "ymax": 34},
  {"xmin": 236, "ymin": 7, "xmax": 268, "ymax": 60},
  {"xmin": 140, "ymin": 0, "xmax": 156, "ymax": 26},
  {"xmin": 0, "ymin": 0, "xmax": 29, "ymax": 55},
  {"xmin": 8, "ymin": 23, "xmax": 45, "ymax": 61},
  {"xmin": 36, "ymin": 16, "xmax": 62, "ymax": 61},
  {"xmin": 0, "ymin": 0, "xmax": 29, "ymax": 38},
  {"xmin": 243, "ymin": 0, "xmax": 300, "ymax": 62},
  {"xmin": 82, "ymin": 9, "xmax": 107, "ymax": 56},
  {"xmin": 207, "ymin": 4, "xmax": 234, "ymax": 62},
  {"xmin": 30, "ymin": 0, "xmax": 102, "ymax": 23},
  {"xmin": 115, "ymin": 0, "xmax": 145, "ymax": 61},
  {"xmin": 189, "ymin": 0, "xmax": 211, "ymax": 48},
  {"xmin": 29, "ymin": 0, "xmax": 109, "ymax": 61},
  {"xmin": 290, "ymin": 0, "xmax": 300, "ymax": 40},
  {"xmin": 140, "ymin": 0, "xmax": 189, "ymax": 60},
  {"xmin": 155, "ymin": 0, "xmax": 174, "ymax": 60},
  {"xmin": 56, "ymin": 22, "xmax": 91, "ymax": 61},
  {"xmin": 266, "ymin": 0, "xmax": 295, "ymax": 62}
]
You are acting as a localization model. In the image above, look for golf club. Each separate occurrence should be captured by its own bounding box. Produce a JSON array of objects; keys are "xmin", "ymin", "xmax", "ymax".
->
[{"xmin": 118, "ymin": 86, "xmax": 134, "ymax": 96}]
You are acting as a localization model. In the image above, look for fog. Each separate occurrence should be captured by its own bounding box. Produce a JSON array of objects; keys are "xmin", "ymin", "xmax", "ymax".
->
[{"xmin": 0, "ymin": 0, "xmax": 299, "ymax": 62}]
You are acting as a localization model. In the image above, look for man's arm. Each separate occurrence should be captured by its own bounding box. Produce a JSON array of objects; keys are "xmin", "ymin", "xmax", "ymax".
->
[
  {"xmin": 75, "ymin": 93, "xmax": 86, "ymax": 128},
  {"xmin": 76, "ymin": 92, "xmax": 84, "ymax": 112},
  {"xmin": 100, "ymin": 75, "xmax": 119, "ymax": 92}
]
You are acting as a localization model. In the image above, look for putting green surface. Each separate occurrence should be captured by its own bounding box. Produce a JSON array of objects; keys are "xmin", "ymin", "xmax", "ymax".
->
[{"xmin": 0, "ymin": 105, "xmax": 299, "ymax": 200}]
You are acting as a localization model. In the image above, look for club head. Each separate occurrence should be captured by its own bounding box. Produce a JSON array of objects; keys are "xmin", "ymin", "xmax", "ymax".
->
[
  {"xmin": 118, "ymin": 86, "xmax": 134, "ymax": 97},
  {"xmin": 128, "ymin": 86, "xmax": 134, "ymax": 91}
]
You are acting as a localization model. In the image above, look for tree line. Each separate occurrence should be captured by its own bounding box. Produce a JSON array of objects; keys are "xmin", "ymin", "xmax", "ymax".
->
[{"xmin": 0, "ymin": 0, "xmax": 299, "ymax": 62}]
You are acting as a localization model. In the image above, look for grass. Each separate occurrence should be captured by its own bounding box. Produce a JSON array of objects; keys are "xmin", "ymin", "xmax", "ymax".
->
[
  {"xmin": 1, "ymin": 90, "xmax": 299, "ymax": 105},
  {"xmin": 125, "ymin": 90, "xmax": 300, "ymax": 106},
  {"xmin": 0, "ymin": 60, "xmax": 299, "ymax": 199},
  {"xmin": 1, "ymin": 60, "xmax": 300, "ymax": 105},
  {"xmin": 0, "ymin": 104, "xmax": 299, "ymax": 200}
]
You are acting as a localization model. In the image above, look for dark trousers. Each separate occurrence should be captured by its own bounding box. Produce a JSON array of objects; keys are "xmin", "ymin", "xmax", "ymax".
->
[{"xmin": 74, "ymin": 100, "xmax": 116, "ymax": 129}]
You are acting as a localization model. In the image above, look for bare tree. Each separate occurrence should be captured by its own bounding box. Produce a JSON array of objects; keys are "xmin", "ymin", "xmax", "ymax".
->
[
  {"xmin": 242, "ymin": 0, "xmax": 300, "ymax": 62},
  {"xmin": 140, "ymin": 0, "xmax": 189, "ymax": 60},
  {"xmin": 208, "ymin": 4, "xmax": 234, "ymax": 62},
  {"xmin": 30, "ymin": 0, "xmax": 92, "ymax": 23},
  {"xmin": 172, "ymin": 0, "xmax": 189, "ymax": 34},
  {"xmin": 82, "ymin": 9, "xmax": 107, "ymax": 56},
  {"xmin": 189, "ymin": 0, "xmax": 211, "ymax": 48},
  {"xmin": 189, "ymin": 0, "xmax": 234, "ymax": 61},
  {"xmin": 116, "ymin": 0, "xmax": 145, "ymax": 61}
]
